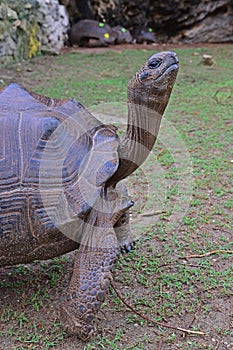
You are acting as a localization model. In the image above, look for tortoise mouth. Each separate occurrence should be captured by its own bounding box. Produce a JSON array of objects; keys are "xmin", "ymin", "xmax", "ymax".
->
[{"xmin": 157, "ymin": 60, "xmax": 179, "ymax": 81}]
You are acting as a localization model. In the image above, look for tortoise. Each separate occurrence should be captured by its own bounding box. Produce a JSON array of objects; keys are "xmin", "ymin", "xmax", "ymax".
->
[
  {"xmin": 133, "ymin": 27, "xmax": 157, "ymax": 44},
  {"xmin": 112, "ymin": 25, "xmax": 133, "ymax": 44},
  {"xmin": 0, "ymin": 51, "xmax": 179, "ymax": 340},
  {"xmin": 68, "ymin": 19, "xmax": 117, "ymax": 47}
]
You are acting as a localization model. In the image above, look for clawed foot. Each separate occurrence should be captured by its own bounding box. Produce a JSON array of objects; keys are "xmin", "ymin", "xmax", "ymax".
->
[
  {"xmin": 114, "ymin": 210, "xmax": 136, "ymax": 254},
  {"xmin": 120, "ymin": 239, "xmax": 136, "ymax": 254}
]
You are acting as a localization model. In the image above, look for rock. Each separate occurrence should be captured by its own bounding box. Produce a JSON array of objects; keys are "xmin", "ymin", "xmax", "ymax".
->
[
  {"xmin": 61, "ymin": 0, "xmax": 233, "ymax": 44},
  {"xmin": 201, "ymin": 54, "xmax": 216, "ymax": 66},
  {"xmin": 176, "ymin": 5, "xmax": 233, "ymax": 43},
  {"xmin": 150, "ymin": 0, "xmax": 233, "ymax": 42},
  {"xmin": 1, "ymin": 0, "xmax": 232, "ymax": 64},
  {"xmin": 91, "ymin": 0, "xmax": 151, "ymax": 30},
  {"xmin": 0, "ymin": 4, "xmax": 18, "ymax": 20},
  {"xmin": 36, "ymin": 0, "xmax": 69, "ymax": 54},
  {"xmin": 0, "ymin": 0, "xmax": 69, "ymax": 64}
]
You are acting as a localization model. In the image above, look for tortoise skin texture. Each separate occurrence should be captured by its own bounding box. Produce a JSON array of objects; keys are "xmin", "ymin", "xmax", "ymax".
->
[{"xmin": 0, "ymin": 51, "xmax": 179, "ymax": 340}]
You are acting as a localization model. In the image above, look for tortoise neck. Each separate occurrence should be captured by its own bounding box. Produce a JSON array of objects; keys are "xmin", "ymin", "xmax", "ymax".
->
[
  {"xmin": 125, "ymin": 86, "xmax": 166, "ymax": 148},
  {"xmin": 107, "ymin": 88, "xmax": 165, "ymax": 186}
]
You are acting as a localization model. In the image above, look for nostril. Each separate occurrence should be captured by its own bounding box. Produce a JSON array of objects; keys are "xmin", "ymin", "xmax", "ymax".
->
[{"xmin": 140, "ymin": 72, "xmax": 150, "ymax": 80}]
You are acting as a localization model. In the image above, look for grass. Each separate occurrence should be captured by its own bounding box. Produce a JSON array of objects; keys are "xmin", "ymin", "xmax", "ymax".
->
[{"xmin": 0, "ymin": 44, "xmax": 233, "ymax": 349}]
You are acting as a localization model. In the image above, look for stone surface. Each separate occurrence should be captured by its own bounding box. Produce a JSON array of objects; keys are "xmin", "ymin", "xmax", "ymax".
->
[
  {"xmin": 0, "ymin": 0, "xmax": 69, "ymax": 64},
  {"xmin": 37, "ymin": 0, "xmax": 69, "ymax": 53},
  {"xmin": 61, "ymin": 0, "xmax": 233, "ymax": 43},
  {"xmin": 151, "ymin": 0, "xmax": 233, "ymax": 42},
  {"xmin": 1, "ymin": 0, "xmax": 232, "ymax": 64}
]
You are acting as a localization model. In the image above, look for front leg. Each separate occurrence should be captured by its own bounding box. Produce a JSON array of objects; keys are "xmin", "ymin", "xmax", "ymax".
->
[
  {"xmin": 60, "ymin": 223, "xmax": 119, "ymax": 341},
  {"xmin": 60, "ymin": 186, "xmax": 133, "ymax": 340}
]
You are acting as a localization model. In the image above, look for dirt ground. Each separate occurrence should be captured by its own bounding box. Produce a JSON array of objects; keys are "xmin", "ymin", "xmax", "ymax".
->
[{"xmin": 0, "ymin": 43, "xmax": 232, "ymax": 350}]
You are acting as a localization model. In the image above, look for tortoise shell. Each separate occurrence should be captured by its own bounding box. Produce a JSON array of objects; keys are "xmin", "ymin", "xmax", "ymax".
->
[{"xmin": 0, "ymin": 83, "xmax": 119, "ymax": 265}]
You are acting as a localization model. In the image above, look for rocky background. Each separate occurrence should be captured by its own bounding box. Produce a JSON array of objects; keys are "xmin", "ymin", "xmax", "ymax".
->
[
  {"xmin": 0, "ymin": 0, "xmax": 68, "ymax": 65},
  {"xmin": 0, "ymin": 0, "xmax": 232, "ymax": 64},
  {"xmin": 65, "ymin": 0, "xmax": 233, "ymax": 42}
]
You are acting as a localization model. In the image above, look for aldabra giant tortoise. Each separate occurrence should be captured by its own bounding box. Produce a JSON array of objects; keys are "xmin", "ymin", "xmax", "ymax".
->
[
  {"xmin": 0, "ymin": 51, "xmax": 179, "ymax": 340},
  {"xmin": 133, "ymin": 27, "xmax": 157, "ymax": 44},
  {"xmin": 112, "ymin": 25, "xmax": 133, "ymax": 44},
  {"xmin": 69, "ymin": 19, "xmax": 117, "ymax": 46}
]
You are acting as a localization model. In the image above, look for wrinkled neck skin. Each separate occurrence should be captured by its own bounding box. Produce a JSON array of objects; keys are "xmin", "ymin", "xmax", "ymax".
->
[
  {"xmin": 108, "ymin": 82, "xmax": 171, "ymax": 186},
  {"xmin": 126, "ymin": 83, "xmax": 169, "ymax": 147}
]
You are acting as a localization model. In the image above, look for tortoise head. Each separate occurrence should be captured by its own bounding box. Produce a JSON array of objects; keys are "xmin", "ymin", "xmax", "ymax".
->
[
  {"xmin": 128, "ymin": 51, "xmax": 179, "ymax": 114},
  {"xmin": 107, "ymin": 51, "xmax": 179, "ymax": 185}
]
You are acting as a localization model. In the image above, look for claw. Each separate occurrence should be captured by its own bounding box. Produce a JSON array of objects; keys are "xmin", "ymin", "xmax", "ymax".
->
[{"xmin": 120, "ymin": 240, "xmax": 136, "ymax": 254}]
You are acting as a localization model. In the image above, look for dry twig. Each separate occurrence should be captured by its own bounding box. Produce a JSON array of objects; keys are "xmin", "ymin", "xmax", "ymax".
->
[
  {"xmin": 111, "ymin": 281, "xmax": 205, "ymax": 336},
  {"xmin": 213, "ymin": 86, "xmax": 233, "ymax": 105},
  {"xmin": 184, "ymin": 250, "xmax": 233, "ymax": 259},
  {"xmin": 140, "ymin": 210, "xmax": 166, "ymax": 217},
  {"xmin": 158, "ymin": 337, "xmax": 164, "ymax": 350}
]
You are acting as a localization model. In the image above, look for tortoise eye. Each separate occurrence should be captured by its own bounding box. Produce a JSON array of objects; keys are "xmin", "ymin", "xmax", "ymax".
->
[{"xmin": 148, "ymin": 58, "xmax": 162, "ymax": 69}]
